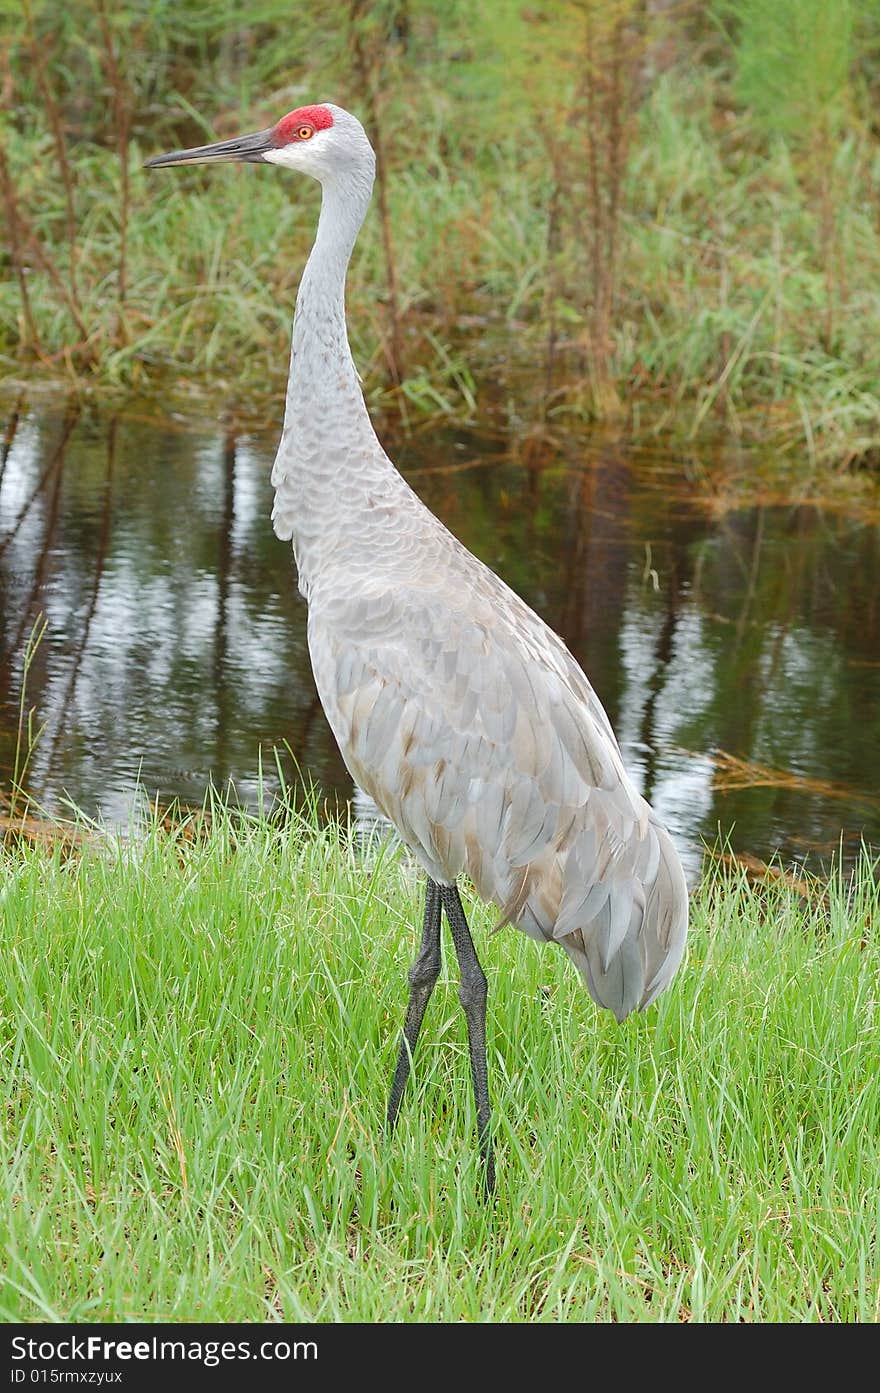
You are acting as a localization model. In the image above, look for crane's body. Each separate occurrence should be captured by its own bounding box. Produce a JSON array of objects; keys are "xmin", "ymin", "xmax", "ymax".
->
[{"xmin": 147, "ymin": 102, "xmax": 688, "ymax": 1191}]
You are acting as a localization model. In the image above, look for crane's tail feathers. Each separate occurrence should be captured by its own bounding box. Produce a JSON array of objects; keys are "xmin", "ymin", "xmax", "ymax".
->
[{"xmin": 556, "ymin": 821, "xmax": 688, "ymax": 1023}]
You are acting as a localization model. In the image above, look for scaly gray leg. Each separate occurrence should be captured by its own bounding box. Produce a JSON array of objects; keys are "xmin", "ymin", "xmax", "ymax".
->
[
  {"xmin": 439, "ymin": 883, "xmax": 495, "ymax": 1195},
  {"xmin": 385, "ymin": 878, "xmax": 442, "ymax": 1136}
]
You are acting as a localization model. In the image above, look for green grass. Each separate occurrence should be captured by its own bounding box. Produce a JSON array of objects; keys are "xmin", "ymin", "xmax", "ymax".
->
[{"xmin": 1, "ymin": 802, "xmax": 879, "ymax": 1321}]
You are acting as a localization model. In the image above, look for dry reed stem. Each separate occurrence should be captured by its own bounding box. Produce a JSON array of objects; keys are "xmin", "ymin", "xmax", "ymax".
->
[
  {"xmin": 707, "ymin": 747, "xmax": 879, "ymax": 809},
  {"xmin": 704, "ymin": 846, "xmax": 831, "ymax": 905},
  {"xmin": 0, "ymin": 139, "xmax": 42, "ymax": 356}
]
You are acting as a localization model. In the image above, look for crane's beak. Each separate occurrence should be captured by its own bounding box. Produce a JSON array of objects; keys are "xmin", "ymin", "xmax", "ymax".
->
[{"xmin": 144, "ymin": 127, "xmax": 276, "ymax": 168}]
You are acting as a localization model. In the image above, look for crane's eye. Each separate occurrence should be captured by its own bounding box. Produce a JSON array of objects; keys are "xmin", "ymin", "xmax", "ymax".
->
[{"xmin": 297, "ymin": 126, "xmax": 314, "ymax": 140}]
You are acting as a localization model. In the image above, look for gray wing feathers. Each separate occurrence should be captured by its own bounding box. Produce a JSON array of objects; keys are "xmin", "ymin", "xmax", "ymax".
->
[{"xmin": 310, "ymin": 567, "xmax": 688, "ymax": 1022}]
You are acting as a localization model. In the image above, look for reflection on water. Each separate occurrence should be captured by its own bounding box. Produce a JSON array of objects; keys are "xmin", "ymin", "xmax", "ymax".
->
[{"xmin": 1, "ymin": 394, "xmax": 878, "ymax": 880}]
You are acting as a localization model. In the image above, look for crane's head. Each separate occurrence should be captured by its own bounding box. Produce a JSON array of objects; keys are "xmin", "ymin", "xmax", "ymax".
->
[{"xmin": 144, "ymin": 103, "xmax": 374, "ymax": 184}]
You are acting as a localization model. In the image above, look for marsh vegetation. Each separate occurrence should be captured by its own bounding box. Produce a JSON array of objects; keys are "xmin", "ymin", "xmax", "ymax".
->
[{"xmin": 2, "ymin": 1, "xmax": 880, "ymax": 466}]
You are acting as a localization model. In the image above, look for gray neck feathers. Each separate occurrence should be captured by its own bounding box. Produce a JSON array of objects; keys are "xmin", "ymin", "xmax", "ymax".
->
[
  {"xmin": 290, "ymin": 172, "xmax": 372, "ymax": 396},
  {"xmin": 271, "ymin": 165, "xmax": 409, "ymax": 584}
]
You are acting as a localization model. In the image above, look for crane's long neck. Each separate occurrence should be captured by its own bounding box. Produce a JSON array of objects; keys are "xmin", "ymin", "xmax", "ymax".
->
[
  {"xmin": 271, "ymin": 167, "xmax": 407, "ymax": 589},
  {"xmin": 289, "ymin": 172, "xmax": 371, "ymax": 408}
]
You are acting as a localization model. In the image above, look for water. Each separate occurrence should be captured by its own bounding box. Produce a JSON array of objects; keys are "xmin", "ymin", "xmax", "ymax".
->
[{"xmin": 2, "ymin": 393, "xmax": 878, "ymax": 881}]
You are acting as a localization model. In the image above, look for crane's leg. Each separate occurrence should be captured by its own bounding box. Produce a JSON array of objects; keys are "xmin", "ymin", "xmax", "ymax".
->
[
  {"xmin": 439, "ymin": 883, "xmax": 495, "ymax": 1195},
  {"xmin": 385, "ymin": 878, "xmax": 442, "ymax": 1137}
]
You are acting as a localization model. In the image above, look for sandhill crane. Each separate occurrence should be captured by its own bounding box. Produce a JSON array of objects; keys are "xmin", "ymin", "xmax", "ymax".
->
[{"xmin": 146, "ymin": 103, "xmax": 688, "ymax": 1192}]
